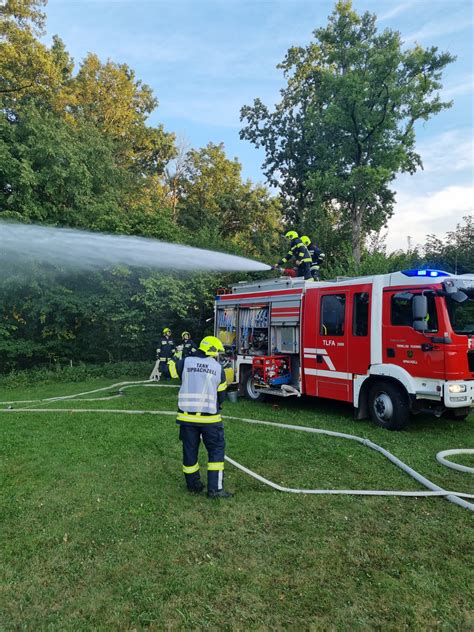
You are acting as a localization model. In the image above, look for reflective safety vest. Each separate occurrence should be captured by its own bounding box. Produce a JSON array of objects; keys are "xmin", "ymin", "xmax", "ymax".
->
[{"xmin": 178, "ymin": 356, "xmax": 223, "ymax": 416}]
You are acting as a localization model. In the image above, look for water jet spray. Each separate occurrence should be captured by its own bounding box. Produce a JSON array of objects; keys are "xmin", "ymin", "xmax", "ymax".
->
[{"xmin": 0, "ymin": 222, "xmax": 270, "ymax": 273}]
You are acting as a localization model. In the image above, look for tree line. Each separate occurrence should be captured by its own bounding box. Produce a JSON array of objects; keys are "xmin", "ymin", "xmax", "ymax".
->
[{"xmin": 0, "ymin": 0, "xmax": 471, "ymax": 371}]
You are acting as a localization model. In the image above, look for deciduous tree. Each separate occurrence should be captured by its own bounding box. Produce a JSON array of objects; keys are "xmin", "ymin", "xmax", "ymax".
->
[
  {"xmin": 240, "ymin": 0, "xmax": 454, "ymax": 265},
  {"xmin": 424, "ymin": 216, "xmax": 473, "ymax": 274}
]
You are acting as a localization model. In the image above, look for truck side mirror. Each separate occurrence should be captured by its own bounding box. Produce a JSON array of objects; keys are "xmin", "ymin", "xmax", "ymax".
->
[
  {"xmin": 412, "ymin": 295, "xmax": 428, "ymax": 332},
  {"xmin": 412, "ymin": 295, "xmax": 427, "ymax": 320}
]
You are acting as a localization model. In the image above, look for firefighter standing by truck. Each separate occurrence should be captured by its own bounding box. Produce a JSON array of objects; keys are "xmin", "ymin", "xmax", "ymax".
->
[
  {"xmin": 301, "ymin": 235, "xmax": 325, "ymax": 281},
  {"xmin": 175, "ymin": 336, "xmax": 233, "ymax": 499},
  {"xmin": 273, "ymin": 230, "xmax": 312, "ymax": 280},
  {"xmin": 181, "ymin": 331, "xmax": 198, "ymax": 359},
  {"xmin": 156, "ymin": 327, "xmax": 177, "ymax": 380}
]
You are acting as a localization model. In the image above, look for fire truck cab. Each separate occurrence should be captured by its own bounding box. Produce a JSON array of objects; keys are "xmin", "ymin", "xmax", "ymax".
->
[{"xmin": 215, "ymin": 269, "xmax": 474, "ymax": 430}]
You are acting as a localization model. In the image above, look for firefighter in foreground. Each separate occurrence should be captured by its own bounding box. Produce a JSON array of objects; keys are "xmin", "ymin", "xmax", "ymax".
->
[
  {"xmin": 301, "ymin": 235, "xmax": 325, "ymax": 281},
  {"xmin": 181, "ymin": 331, "xmax": 198, "ymax": 359},
  {"xmin": 176, "ymin": 336, "xmax": 233, "ymax": 499},
  {"xmin": 156, "ymin": 327, "xmax": 176, "ymax": 380},
  {"xmin": 272, "ymin": 230, "xmax": 312, "ymax": 280}
]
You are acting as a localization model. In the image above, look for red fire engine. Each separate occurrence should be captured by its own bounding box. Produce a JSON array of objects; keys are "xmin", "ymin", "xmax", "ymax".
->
[{"xmin": 215, "ymin": 269, "xmax": 474, "ymax": 430}]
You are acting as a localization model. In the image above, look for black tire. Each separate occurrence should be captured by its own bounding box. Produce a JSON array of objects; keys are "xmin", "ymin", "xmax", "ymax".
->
[
  {"xmin": 241, "ymin": 368, "xmax": 263, "ymax": 401},
  {"xmin": 368, "ymin": 381, "xmax": 410, "ymax": 431}
]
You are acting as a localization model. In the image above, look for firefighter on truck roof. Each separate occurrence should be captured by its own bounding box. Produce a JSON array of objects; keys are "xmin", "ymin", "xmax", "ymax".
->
[
  {"xmin": 301, "ymin": 235, "xmax": 325, "ymax": 281},
  {"xmin": 175, "ymin": 336, "xmax": 234, "ymax": 499},
  {"xmin": 273, "ymin": 230, "xmax": 312, "ymax": 281}
]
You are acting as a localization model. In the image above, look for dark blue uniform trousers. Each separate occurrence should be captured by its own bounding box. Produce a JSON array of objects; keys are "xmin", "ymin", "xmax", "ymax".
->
[
  {"xmin": 179, "ymin": 424, "xmax": 225, "ymax": 492},
  {"xmin": 159, "ymin": 360, "xmax": 171, "ymax": 379}
]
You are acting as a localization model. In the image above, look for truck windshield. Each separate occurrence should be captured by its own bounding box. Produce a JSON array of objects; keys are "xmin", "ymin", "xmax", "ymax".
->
[{"xmin": 446, "ymin": 298, "xmax": 474, "ymax": 335}]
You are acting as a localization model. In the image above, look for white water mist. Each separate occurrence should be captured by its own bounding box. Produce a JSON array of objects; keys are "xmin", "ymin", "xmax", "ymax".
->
[{"xmin": 0, "ymin": 222, "xmax": 270, "ymax": 272}]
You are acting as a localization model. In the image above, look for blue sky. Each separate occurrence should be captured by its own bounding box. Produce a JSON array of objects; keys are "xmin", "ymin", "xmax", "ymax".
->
[{"xmin": 43, "ymin": 0, "xmax": 473, "ymax": 252}]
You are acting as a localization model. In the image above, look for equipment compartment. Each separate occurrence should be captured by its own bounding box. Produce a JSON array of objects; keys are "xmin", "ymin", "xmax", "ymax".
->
[
  {"xmin": 216, "ymin": 307, "xmax": 237, "ymax": 346},
  {"xmin": 238, "ymin": 306, "xmax": 269, "ymax": 356}
]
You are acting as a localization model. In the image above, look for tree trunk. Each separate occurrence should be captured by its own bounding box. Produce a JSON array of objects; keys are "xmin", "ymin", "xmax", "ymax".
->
[{"xmin": 351, "ymin": 204, "xmax": 364, "ymax": 267}]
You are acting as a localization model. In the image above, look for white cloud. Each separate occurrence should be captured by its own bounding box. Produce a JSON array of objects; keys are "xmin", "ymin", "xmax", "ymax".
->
[
  {"xmin": 416, "ymin": 130, "xmax": 474, "ymax": 174},
  {"xmin": 386, "ymin": 184, "xmax": 473, "ymax": 251},
  {"xmin": 378, "ymin": 2, "xmax": 413, "ymax": 22},
  {"xmin": 405, "ymin": 16, "xmax": 474, "ymax": 42},
  {"xmin": 441, "ymin": 74, "xmax": 474, "ymax": 100}
]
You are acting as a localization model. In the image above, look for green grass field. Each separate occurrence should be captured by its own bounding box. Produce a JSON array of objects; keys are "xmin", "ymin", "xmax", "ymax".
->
[{"xmin": 1, "ymin": 375, "xmax": 473, "ymax": 630}]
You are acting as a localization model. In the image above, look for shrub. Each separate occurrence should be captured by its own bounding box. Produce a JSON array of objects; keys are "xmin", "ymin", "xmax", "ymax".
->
[{"xmin": 0, "ymin": 361, "xmax": 152, "ymax": 389}]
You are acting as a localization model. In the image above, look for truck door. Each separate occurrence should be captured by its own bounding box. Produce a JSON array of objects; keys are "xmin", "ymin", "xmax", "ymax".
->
[
  {"xmin": 383, "ymin": 291, "xmax": 445, "ymax": 379},
  {"xmin": 303, "ymin": 288, "xmax": 352, "ymax": 401},
  {"xmin": 315, "ymin": 290, "xmax": 351, "ymax": 401}
]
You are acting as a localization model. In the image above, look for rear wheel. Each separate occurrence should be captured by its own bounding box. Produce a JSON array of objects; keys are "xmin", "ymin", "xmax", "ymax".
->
[
  {"xmin": 241, "ymin": 368, "xmax": 263, "ymax": 401},
  {"xmin": 368, "ymin": 381, "xmax": 410, "ymax": 431}
]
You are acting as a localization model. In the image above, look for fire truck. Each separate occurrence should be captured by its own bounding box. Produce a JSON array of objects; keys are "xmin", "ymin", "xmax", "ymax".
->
[{"xmin": 214, "ymin": 269, "xmax": 474, "ymax": 430}]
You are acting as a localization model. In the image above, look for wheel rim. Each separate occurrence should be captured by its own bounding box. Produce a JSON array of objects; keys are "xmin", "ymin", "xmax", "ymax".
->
[
  {"xmin": 246, "ymin": 375, "xmax": 260, "ymax": 399},
  {"xmin": 373, "ymin": 392, "xmax": 394, "ymax": 423}
]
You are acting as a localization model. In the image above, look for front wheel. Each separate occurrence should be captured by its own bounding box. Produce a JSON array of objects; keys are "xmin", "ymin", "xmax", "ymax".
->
[
  {"xmin": 368, "ymin": 381, "xmax": 410, "ymax": 431},
  {"xmin": 241, "ymin": 368, "xmax": 263, "ymax": 401}
]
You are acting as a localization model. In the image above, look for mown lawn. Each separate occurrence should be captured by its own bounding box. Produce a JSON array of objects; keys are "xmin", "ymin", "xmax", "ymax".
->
[{"xmin": 1, "ymin": 376, "xmax": 473, "ymax": 630}]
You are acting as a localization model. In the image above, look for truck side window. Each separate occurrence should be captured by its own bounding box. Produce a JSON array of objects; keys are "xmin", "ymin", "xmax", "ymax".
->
[
  {"xmin": 391, "ymin": 295, "xmax": 439, "ymax": 332},
  {"xmin": 426, "ymin": 297, "xmax": 439, "ymax": 332},
  {"xmin": 391, "ymin": 297, "xmax": 412, "ymax": 326},
  {"xmin": 320, "ymin": 294, "xmax": 346, "ymax": 336},
  {"xmin": 353, "ymin": 292, "xmax": 369, "ymax": 336}
]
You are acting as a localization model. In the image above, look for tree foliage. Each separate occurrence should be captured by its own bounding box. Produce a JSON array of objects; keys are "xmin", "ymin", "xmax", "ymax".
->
[
  {"xmin": 240, "ymin": 0, "xmax": 454, "ymax": 264},
  {"xmin": 423, "ymin": 216, "xmax": 473, "ymax": 275},
  {"xmin": 0, "ymin": 103, "xmax": 129, "ymax": 228},
  {"xmin": 67, "ymin": 54, "xmax": 176, "ymax": 174},
  {"xmin": 177, "ymin": 143, "xmax": 282, "ymax": 257}
]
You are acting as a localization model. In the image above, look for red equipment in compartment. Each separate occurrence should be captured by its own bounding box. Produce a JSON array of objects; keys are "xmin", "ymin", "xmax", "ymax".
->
[{"xmin": 252, "ymin": 355, "xmax": 291, "ymax": 387}]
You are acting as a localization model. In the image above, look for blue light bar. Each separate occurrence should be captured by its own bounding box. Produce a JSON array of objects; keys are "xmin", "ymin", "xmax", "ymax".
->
[{"xmin": 401, "ymin": 269, "xmax": 450, "ymax": 278}]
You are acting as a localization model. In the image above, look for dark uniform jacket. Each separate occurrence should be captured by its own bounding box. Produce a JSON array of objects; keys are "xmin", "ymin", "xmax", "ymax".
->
[
  {"xmin": 278, "ymin": 237, "xmax": 312, "ymax": 267},
  {"xmin": 182, "ymin": 339, "xmax": 198, "ymax": 359},
  {"xmin": 307, "ymin": 242, "xmax": 324, "ymax": 266},
  {"xmin": 157, "ymin": 336, "xmax": 176, "ymax": 361}
]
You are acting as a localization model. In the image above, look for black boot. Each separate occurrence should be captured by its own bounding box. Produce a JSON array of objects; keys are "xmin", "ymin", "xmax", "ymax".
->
[
  {"xmin": 207, "ymin": 489, "xmax": 234, "ymax": 499},
  {"xmin": 188, "ymin": 482, "xmax": 204, "ymax": 494}
]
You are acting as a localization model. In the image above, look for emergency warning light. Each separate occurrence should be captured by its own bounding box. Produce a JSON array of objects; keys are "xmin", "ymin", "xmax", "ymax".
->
[{"xmin": 401, "ymin": 269, "xmax": 450, "ymax": 278}]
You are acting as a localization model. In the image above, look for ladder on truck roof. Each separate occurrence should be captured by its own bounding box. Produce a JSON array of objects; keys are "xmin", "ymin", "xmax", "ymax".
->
[
  {"xmin": 230, "ymin": 274, "xmax": 377, "ymax": 295},
  {"xmin": 231, "ymin": 276, "xmax": 306, "ymax": 294}
]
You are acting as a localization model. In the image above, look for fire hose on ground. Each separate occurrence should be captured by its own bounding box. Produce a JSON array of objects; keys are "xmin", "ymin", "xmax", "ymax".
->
[{"xmin": 1, "ymin": 380, "xmax": 473, "ymax": 512}]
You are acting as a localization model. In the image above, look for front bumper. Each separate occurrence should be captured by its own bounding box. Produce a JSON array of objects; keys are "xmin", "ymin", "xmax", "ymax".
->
[{"xmin": 444, "ymin": 381, "xmax": 474, "ymax": 409}]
